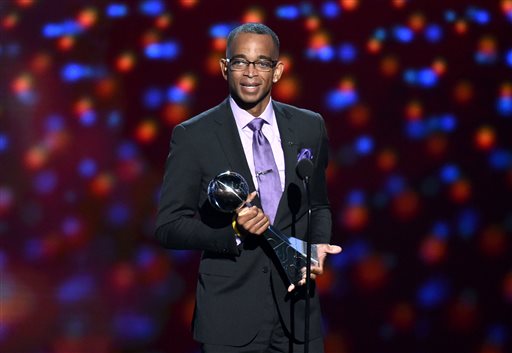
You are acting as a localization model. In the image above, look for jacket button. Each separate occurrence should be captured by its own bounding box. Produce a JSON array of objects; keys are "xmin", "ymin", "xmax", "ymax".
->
[{"xmin": 262, "ymin": 266, "xmax": 269, "ymax": 273}]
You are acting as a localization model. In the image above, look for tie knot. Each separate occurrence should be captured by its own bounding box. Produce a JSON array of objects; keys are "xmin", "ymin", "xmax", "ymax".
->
[{"xmin": 247, "ymin": 118, "xmax": 265, "ymax": 132}]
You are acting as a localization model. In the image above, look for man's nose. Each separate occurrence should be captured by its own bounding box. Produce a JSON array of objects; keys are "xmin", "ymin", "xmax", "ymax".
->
[{"xmin": 244, "ymin": 62, "xmax": 258, "ymax": 77}]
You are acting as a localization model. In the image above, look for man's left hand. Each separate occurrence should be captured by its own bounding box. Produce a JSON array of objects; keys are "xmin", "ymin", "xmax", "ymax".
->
[{"xmin": 287, "ymin": 244, "xmax": 342, "ymax": 292}]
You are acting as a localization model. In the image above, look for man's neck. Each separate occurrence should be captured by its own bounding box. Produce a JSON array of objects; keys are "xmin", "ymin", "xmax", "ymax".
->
[{"xmin": 231, "ymin": 95, "xmax": 271, "ymax": 117}]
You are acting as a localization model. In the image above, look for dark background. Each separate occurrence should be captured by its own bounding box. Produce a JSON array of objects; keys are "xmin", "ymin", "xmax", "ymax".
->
[{"xmin": 1, "ymin": 0, "xmax": 511, "ymax": 352}]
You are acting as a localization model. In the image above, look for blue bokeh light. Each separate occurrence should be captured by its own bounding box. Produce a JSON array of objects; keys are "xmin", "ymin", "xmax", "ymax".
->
[
  {"xmin": 276, "ymin": 5, "xmax": 300, "ymax": 20},
  {"xmin": 354, "ymin": 135, "xmax": 374, "ymax": 155},
  {"xmin": 322, "ymin": 1, "xmax": 341, "ymax": 18},
  {"xmin": 457, "ymin": 208, "xmax": 479, "ymax": 238},
  {"xmin": 117, "ymin": 141, "xmax": 138, "ymax": 160},
  {"xmin": 438, "ymin": 114, "xmax": 457, "ymax": 132},
  {"xmin": 475, "ymin": 51, "xmax": 497, "ymax": 65},
  {"xmin": 107, "ymin": 111, "xmax": 123, "ymax": 128},
  {"xmin": 57, "ymin": 275, "xmax": 95, "ymax": 303},
  {"xmin": 326, "ymin": 89, "xmax": 358, "ymax": 111},
  {"xmin": 432, "ymin": 221, "xmax": 450, "ymax": 239},
  {"xmin": 113, "ymin": 313, "xmax": 156, "ymax": 341},
  {"xmin": 45, "ymin": 115, "xmax": 65, "ymax": 132},
  {"xmin": 108, "ymin": 202, "xmax": 131, "ymax": 226},
  {"xmin": 404, "ymin": 68, "xmax": 438, "ymax": 87},
  {"xmin": 136, "ymin": 246, "xmax": 157, "ymax": 268},
  {"xmin": 496, "ymin": 96, "xmax": 512, "ymax": 116},
  {"xmin": 405, "ymin": 120, "xmax": 427, "ymax": 139},
  {"xmin": 424, "ymin": 24, "xmax": 443, "ymax": 42},
  {"xmin": 466, "ymin": 7, "xmax": 491, "ymax": 24},
  {"xmin": 393, "ymin": 26, "xmax": 414, "ymax": 43},
  {"xmin": 439, "ymin": 164, "xmax": 460, "ymax": 183},
  {"xmin": 106, "ymin": 3, "xmax": 128, "ymax": 17},
  {"xmin": 373, "ymin": 28, "xmax": 387, "ymax": 41},
  {"xmin": 417, "ymin": 68, "xmax": 438, "ymax": 87},
  {"xmin": 417, "ymin": 277, "xmax": 450, "ymax": 309},
  {"xmin": 489, "ymin": 149, "xmax": 512, "ymax": 169},
  {"xmin": 338, "ymin": 43, "xmax": 357, "ymax": 62},
  {"xmin": 167, "ymin": 86, "xmax": 187, "ymax": 103},
  {"xmin": 317, "ymin": 45, "xmax": 335, "ymax": 61},
  {"xmin": 24, "ymin": 238, "xmax": 45, "ymax": 260},
  {"xmin": 42, "ymin": 20, "xmax": 84, "ymax": 38},
  {"xmin": 61, "ymin": 216, "xmax": 81, "ymax": 237},
  {"xmin": 79, "ymin": 110, "xmax": 97, "ymax": 126},
  {"xmin": 486, "ymin": 325, "xmax": 507, "ymax": 345},
  {"xmin": 346, "ymin": 190, "xmax": 366, "ymax": 205},
  {"xmin": 444, "ymin": 10, "xmax": 457, "ymax": 22},
  {"xmin": 33, "ymin": 170, "xmax": 58, "ymax": 194},
  {"xmin": 0, "ymin": 133, "xmax": 9, "ymax": 152},
  {"xmin": 385, "ymin": 175, "xmax": 406, "ymax": 195},
  {"xmin": 143, "ymin": 87, "xmax": 164, "ymax": 109},
  {"xmin": 505, "ymin": 49, "xmax": 512, "ymax": 67},
  {"xmin": 139, "ymin": 0, "xmax": 165, "ymax": 16},
  {"xmin": 78, "ymin": 158, "xmax": 98, "ymax": 178},
  {"xmin": 61, "ymin": 63, "xmax": 93, "ymax": 82},
  {"xmin": 209, "ymin": 23, "xmax": 233, "ymax": 38},
  {"xmin": 145, "ymin": 41, "xmax": 180, "ymax": 60}
]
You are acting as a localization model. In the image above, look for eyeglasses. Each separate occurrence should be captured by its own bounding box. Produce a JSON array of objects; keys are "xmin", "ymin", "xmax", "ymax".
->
[{"xmin": 225, "ymin": 58, "xmax": 277, "ymax": 72}]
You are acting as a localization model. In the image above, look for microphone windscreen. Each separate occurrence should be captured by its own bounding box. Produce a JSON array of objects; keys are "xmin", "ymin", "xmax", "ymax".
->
[{"xmin": 296, "ymin": 158, "xmax": 314, "ymax": 180}]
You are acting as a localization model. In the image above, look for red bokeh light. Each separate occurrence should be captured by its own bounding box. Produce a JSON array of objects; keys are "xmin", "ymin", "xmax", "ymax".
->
[
  {"xmin": 353, "ymin": 254, "xmax": 389, "ymax": 291},
  {"xmin": 341, "ymin": 205, "xmax": 369, "ymax": 231},
  {"xmin": 420, "ymin": 235, "xmax": 447, "ymax": 264}
]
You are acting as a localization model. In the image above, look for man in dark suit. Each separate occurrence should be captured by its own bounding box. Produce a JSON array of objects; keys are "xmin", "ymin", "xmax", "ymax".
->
[{"xmin": 155, "ymin": 23, "xmax": 341, "ymax": 353}]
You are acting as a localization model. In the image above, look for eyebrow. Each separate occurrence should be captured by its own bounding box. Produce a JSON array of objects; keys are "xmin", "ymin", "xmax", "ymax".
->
[{"xmin": 229, "ymin": 54, "xmax": 276, "ymax": 61}]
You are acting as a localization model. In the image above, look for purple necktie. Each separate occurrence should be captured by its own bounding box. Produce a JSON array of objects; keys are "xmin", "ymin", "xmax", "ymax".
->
[{"xmin": 247, "ymin": 118, "xmax": 282, "ymax": 223}]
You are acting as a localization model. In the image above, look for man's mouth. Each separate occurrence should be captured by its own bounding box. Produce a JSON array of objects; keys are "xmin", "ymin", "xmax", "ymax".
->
[{"xmin": 241, "ymin": 83, "xmax": 260, "ymax": 88}]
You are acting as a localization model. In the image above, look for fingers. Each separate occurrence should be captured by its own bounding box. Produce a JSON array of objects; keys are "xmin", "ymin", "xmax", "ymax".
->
[
  {"xmin": 246, "ymin": 191, "xmax": 257, "ymax": 204},
  {"xmin": 288, "ymin": 267, "xmax": 317, "ymax": 292},
  {"xmin": 325, "ymin": 244, "xmax": 342, "ymax": 254},
  {"xmin": 310, "ymin": 265, "xmax": 323, "ymax": 276},
  {"xmin": 299, "ymin": 266, "xmax": 319, "ymax": 279},
  {"xmin": 236, "ymin": 205, "xmax": 269, "ymax": 235},
  {"xmin": 317, "ymin": 244, "xmax": 343, "ymax": 255},
  {"xmin": 236, "ymin": 191, "xmax": 258, "ymax": 211}
]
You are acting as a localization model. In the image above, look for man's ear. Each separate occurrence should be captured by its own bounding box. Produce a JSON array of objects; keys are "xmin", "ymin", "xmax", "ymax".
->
[
  {"xmin": 219, "ymin": 59, "xmax": 228, "ymax": 80},
  {"xmin": 272, "ymin": 61, "xmax": 285, "ymax": 83}
]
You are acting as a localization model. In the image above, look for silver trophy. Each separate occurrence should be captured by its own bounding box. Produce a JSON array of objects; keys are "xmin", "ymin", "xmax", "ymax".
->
[{"xmin": 207, "ymin": 171, "xmax": 318, "ymax": 285}]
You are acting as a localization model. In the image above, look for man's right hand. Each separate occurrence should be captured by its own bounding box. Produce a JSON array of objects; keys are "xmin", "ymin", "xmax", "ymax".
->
[{"xmin": 234, "ymin": 191, "xmax": 270, "ymax": 236}]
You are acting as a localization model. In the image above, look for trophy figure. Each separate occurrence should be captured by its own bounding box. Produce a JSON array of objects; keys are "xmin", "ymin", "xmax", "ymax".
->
[{"xmin": 207, "ymin": 171, "xmax": 318, "ymax": 285}]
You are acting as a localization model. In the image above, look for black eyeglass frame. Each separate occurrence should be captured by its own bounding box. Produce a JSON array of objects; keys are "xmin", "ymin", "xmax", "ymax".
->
[{"xmin": 224, "ymin": 58, "xmax": 278, "ymax": 72}]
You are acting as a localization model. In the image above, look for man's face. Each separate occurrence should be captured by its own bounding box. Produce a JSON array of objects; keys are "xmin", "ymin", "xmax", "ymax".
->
[{"xmin": 220, "ymin": 32, "xmax": 284, "ymax": 117}]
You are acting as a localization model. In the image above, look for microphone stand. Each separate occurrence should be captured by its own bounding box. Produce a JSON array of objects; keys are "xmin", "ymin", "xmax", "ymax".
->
[
  {"xmin": 296, "ymin": 157, "xmax": 314, "ymax": 353},
  {"xmin": 303, "ymin": 174, "xmax": 312, "ymax": 353}
]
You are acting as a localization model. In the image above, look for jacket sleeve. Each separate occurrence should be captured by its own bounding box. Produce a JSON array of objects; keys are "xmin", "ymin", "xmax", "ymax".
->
[
  {"xmin": 310, "ymin": 114, "xmax": 333, "ymax": 244},
  {"xmin": 154, "ymin": 124, "xmax": 240, "ymax": 255}
]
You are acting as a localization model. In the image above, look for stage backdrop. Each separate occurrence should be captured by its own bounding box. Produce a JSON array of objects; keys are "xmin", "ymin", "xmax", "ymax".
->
[{"xmin": 1, "ymin": 1, "xmax": 511, "ymax": 352}]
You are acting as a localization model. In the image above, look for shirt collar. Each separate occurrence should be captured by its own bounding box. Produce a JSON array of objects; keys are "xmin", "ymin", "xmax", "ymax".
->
[{"xmin": 229, "ymin": 96, "xmax": 275, "ymax": 130}]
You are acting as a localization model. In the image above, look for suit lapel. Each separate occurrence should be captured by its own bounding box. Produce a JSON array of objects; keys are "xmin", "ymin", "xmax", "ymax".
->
[
  {"xmin": 273, "ymin": 102, "xmax": 298, "ymax": 227},
  {"xmin": 213, "ymin": 99, "xmax": 259, "ymax": 205}
]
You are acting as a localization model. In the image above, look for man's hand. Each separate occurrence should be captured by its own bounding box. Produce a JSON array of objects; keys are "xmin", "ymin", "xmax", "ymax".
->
[
  {"xmin": 287, "ymin": 243, "xmax": 342, "ymax": 292},
  {"xmin": 235, "ymin": 191, "xmax": 270, "ymax": 236}
]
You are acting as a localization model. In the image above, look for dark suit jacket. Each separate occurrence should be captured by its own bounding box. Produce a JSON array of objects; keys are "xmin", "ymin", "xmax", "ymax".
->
[{"xmin": 155, "ymin": 98, "xmax": 332, "ymax": 346}]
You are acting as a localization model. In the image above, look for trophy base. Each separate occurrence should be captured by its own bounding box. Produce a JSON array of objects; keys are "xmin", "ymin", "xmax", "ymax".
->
[{"xmin": 265, "ymin": 227, "xmax": 319, "ymax": 285}]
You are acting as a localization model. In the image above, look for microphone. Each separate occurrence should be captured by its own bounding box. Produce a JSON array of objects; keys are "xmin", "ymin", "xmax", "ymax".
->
[{"xmin": 296, "ymin": 158, "xmax": 314, "ymax": 180}]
